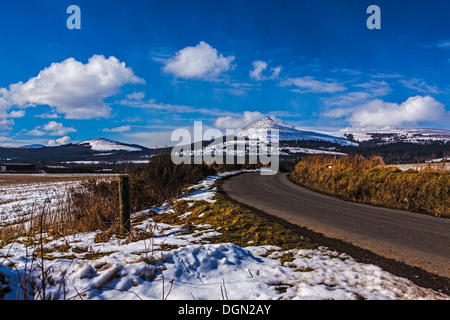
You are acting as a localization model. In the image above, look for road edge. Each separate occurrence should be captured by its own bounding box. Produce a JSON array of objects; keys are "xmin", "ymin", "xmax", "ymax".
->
[{"xmin": 217, "ymin": 173, "xmax": 450, "ymax": 297}]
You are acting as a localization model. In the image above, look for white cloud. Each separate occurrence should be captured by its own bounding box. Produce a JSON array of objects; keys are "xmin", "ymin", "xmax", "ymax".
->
[
  {"xmin": 323, "ymin": 107, "xmax": 354, "ymax": 118},
  {"xmin": 125, "ymin": 123, "xmax": 219, "ymax": 148},
  {"xmin": 270, "ymin": 66, "xmax": 282, "ymax": 79},
  {"xmin": 27, "ymin": 121, "xmax": 76, "ymax": 136},
  {"xmin": 324, "ymin": 80, "xmax": 391, "ymax": 106},
  {"xmin": 354, "ymin": 80, "xmax": 391, "ymax": 96},
  {"xmin": 250, "ymin": 60, "xmax": 282, "ymax": 80},
  {"xmin": 280, "ymin": 77, "xmax": 346, "ymax": 93},
  {"xmin": 435, "ymin": 40, "xmax": 450, "ymax": 49},
  {"xmin": 102, "ymin": 125, "xmax": 131, "ymax": 133},
  {"xmin": 48, "ymin": 136, "xmax": 71, "ymax": 146},
  {"xmin": 249, "ymin": 61, "xmax": 267, "ymax": 80},
  {"xmin": 218, "ymin": 81, "xmax": 253, "ymax": 96},
  {"xmin": 163, "ymin": 41, "xmax": 235, "ymax": 80},
  {"xmin": 0, "ymin": 136, "xmax": 49, "ymax": 148},
  {"xmin": 120, "ymin": 98, "xmax": 237, "ymax": 117},
  {"xmin": 324, "ymin": 92, "xmax": 372, "ymax": 108},
  {"xmin": 0, "ymin": 118, "xmax": 14, "ymax": 130},
  {"xmin": 0, "ymin": 93, "xmax": 14, "ymax": 130},
  {"xmin": 8, "ymin": 110, "xmax": 26, "ymax": 118},
  {"xmin": 399, "ymin": 78, "xmax": 440, "ymax": 94},
  {"xmin": 125, "ymin": 130, "xmax": 178, "ymax": 148},
  {"xmin": 0, "ymin": 55, "xmax": 144, "ymax": 120},
  {"xmin": 331, "ymin": 96, "xmax": 448, "ymax": 128},
  {"xmin": 214, "ymin": 111, "xmax": 265, "ymax": 129},
  {"xmin": 126, "ymin": 91, "xmax": 145, "ymax": 100},
  {"xmin": 35, "ymin": 113, "xmax": 59, "ymax": 119}
]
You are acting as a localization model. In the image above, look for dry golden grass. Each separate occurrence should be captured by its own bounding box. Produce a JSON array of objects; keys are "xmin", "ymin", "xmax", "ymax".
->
[
  {"xmin": 0, "ymin": 174, "xmax": 118, "ymax": 243},
  {"xmin": 153, "ymin": 193, "xmax": 318, "ymax": 251},
  {"xmin": 1, "ymin": 153, "xmax": 218, "ymax": 242},
  {"xmin": 290, "ymin": 155, "xmax": 450, "ymax": 218}
]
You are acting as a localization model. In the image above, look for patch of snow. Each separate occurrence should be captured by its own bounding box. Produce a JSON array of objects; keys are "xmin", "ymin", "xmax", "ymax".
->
[
  {"xmin": 0, "ymin": 170, "xmax": 448, "ymax": 300},
  {"xmin": 235, "ymin": 117, "xmax": 355, "ymax": 146},
  {"xmin": 426, "ymin": 157, "xmax": 450, "ymax": 163},
  {"xmin": 336, "ymin": 127, "xmax": 450, "ymax": 144},
  {"xmin": 78, "ymin": 138, "xmax": 142, "ymax": 152}
]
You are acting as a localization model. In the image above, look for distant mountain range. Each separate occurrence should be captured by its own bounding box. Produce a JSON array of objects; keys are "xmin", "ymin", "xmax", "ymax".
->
[
  {"xmin": 0, "ymin": 138, "xmax": 153, "ymax": 163},
  {"xmin": 337, "ymin": 127, "xmax": 450, "ymax": 144},
  {"xmin": 19, "ymin": 144, "xmax": 46, "ymax": 149},
  {"xmin": 1, "ymin": 118, "xmax": 449, "ymax": 165},
  {"xmin": 224, "ymin": 117, "xmax": 450, "ymax": 145},
  {"xmin": 179, "ymin": 117, "xmax": 450, "ymax": 162}
]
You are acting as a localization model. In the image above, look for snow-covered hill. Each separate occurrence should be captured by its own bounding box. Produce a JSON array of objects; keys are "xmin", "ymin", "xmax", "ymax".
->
[
  {"xmin": 235, "ymin": 117, "xmax": 354, "ymax": 146},
  {"xmin": 178, "ymin": 117, "xmax": 352, "ymax": 158},
  {"xmin": 78, "ymin": 138, "xmax": 143, "ymax": 152},
  {"xmin": 336, "ymin": 128, "xmax": 450, "ymax": 144}
]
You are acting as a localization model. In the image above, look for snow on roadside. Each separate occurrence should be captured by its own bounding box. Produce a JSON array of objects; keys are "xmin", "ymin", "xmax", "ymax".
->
[{"xmin": 0, "ymin": 170, "xmax": 448, "ymax": 300}]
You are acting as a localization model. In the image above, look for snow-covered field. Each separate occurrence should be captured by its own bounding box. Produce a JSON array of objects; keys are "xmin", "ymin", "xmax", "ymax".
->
[
  {"xmin": 280, "ymin": 147, "xmax": 346, "ymax": 156},
  {"xmin": 0, "ymin": 171, "xmax": 448, "ymax": 300},
  {"xmin": 0, "ymin": 174, "xmax": 116, "ymax": 228},
  {"xmin": 388, "ymin": 163, "xmax": 450, "ymax": 172},
  {"xmin": 0, "ymin": 175, "xmax": 83, "ymax": 228}
]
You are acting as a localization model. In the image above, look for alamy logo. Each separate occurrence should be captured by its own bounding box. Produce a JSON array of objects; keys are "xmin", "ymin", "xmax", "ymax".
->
[
  {"xmin": 67, "ymin": 5, "xmax": 81, "ymax": 30},
  {"xmin": 170, "ymin": 121, "xmax": 279, "ymax": 175},
  {"xmin": 367, "ymin": 5, "xmax": 381, "ymax": 30}
]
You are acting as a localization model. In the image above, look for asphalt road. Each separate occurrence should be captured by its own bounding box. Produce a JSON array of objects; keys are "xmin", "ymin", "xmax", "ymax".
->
[{"xmin": 221, "ymin": 172, "xmax": 450, "ymax": 279}]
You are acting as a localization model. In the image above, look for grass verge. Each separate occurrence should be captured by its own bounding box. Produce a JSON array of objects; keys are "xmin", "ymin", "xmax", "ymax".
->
[
  {"xmin": 154, "ymin": 190, "xmax": 318, "ymax": 251},
  {"xmin": 290, "ymin": 155, "xmax": 450, "ymax": 218}
]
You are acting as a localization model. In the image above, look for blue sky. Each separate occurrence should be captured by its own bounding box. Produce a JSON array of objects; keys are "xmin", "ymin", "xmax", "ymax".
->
[{"xmin": 0, "ymin": 0, "xmax": 449, "ymax": 147}]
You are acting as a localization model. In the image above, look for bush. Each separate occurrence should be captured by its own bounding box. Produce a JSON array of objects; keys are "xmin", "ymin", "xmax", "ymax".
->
[
  {"xmin": 129, "ymin": 152, "xmax": 215, "ymax": 211},
  {"xmin": 61, "ymin": 152, "xmax": 216, "ymax": 235},
  {"xmin": 62, "ymin": 178, "xmax": 120, "ymax": 234}
]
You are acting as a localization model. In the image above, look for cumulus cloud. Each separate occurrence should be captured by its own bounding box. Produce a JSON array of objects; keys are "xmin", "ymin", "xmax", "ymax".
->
[
  {"xmin": 249, "ymin": 60, "xmax": 282, "ymax": 80},
  {"xmin": 0, "ymin": 55, "xmax": 144, "ymax": 120},
  {"xmin": 280, "ymin": 76, "xmax": 346, "ymax": 93},
  {"xmin": 48, "ymin": 136, "xmax": 71, "ymax": 146},
  {"xmin": 327, "ymin": 95, "xmax": 448, "ymax": 128},
  {"xmin": 163, "ymin": 41, "xmax": 235, "ymax": 80},
  {"xmin": 214, "ymin": 111, "xmax": 265, "ymax": 129},
  {"xmin": 27, "ymin": 121, "xmax": 76, "ymax": 136}
]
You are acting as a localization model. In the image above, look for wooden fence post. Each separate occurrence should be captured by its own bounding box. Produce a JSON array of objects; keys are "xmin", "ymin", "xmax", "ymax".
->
[{"xmin": 118, "ymin": 175, "xmax": 131, "ymax": 236}]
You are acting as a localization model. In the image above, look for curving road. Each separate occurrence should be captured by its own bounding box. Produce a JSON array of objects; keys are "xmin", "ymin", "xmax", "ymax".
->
[{"xmin": 221, "ymin": 172, "xmax": 450, "ymax": 278}]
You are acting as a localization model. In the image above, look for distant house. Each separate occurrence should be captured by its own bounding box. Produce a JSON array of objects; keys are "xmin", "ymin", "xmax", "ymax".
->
[{"xmin": 0, "ymin": 163, "xmax": 36, "ymax": 172}]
